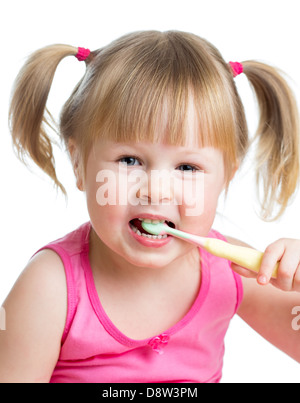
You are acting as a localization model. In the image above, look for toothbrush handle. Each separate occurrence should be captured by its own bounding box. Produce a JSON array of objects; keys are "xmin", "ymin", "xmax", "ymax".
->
[
  {"xmin": 205, "ymin": 238, "xmax": 278, "ymax": 278},
  {"xmin": 164, "ymin": 226, "xmax": 207, "ymax": 244},
  {"xmin": 164, "ymin": 226, "xmax": 278, "ymax": 278}
]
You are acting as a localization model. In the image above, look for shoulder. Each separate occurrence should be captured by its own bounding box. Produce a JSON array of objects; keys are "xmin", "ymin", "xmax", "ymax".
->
[
  {"xmin": 0, "ymin": 249, "xmax": 67, "ymax": 382},
  {"xmin": 20, "ymin": 248, "xmax": 67, "ymax": 312},
  {"xmin": 6, "ymin": 248, "xmax": 67, "ymax": 326}
]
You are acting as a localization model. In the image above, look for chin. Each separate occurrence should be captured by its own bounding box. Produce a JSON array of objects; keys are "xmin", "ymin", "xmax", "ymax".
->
[{"xmin": 126, "ymin": 252, "xmax": 173, "ymax": 269}]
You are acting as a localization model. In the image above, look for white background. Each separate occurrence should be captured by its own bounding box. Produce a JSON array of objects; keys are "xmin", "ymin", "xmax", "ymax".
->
[{"xmin": 1, "ymin": 0, "xmax": 300, "ymax": 383}]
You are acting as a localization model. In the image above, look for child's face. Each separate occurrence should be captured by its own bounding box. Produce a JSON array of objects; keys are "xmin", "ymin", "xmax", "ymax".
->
[{"xmin": 81, "ymin": 135, "xmax": 226, "ymax": 269}]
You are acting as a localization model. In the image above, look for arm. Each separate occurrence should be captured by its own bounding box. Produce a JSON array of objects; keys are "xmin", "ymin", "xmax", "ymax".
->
[
  {"xmin": 0, "ymin": 250, "xmax": 67, "ymax": 382},
  {"xmin": 227, "ymin": 236, "xmax": 300, "ymax": 363}
]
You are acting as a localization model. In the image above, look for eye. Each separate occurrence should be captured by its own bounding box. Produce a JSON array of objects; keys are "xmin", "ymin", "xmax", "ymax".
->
[
  {"xmin": 118, "ymin": 156, "xmax": 141, "ymax": 166},
  {"xmin": 176, "ymin": 164, "xmax": 200, "ymax": 173}
]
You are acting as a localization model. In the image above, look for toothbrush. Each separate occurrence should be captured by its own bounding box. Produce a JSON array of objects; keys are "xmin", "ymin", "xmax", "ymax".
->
[{"xmin": 141, "ymin": 221, "xmax": 278, "ymax": 278}]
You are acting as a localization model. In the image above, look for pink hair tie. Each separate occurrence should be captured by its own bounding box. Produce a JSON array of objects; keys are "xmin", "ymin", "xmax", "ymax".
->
[
  {"xmin": 229, "ymin": 61, "xmax": 243, "ymax": 77},
  {"xmin": 75, "ymin": 47, "xmax": 91, "ymax": 62}
]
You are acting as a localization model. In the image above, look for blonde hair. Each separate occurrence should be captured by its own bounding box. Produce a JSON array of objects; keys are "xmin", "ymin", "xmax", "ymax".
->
[{"xmin": 9, "ymin": 31, "xmax": 300, "ymax": 220}]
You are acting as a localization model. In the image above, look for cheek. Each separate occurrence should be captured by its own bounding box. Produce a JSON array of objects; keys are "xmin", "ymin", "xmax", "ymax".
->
[
  {"xmin": 203, "ymin": 183, "xmax": 220, "ymax": 213},
  {"xmin": 86, "ymin": 186, "xmax": 126, "ymax": 229},
  {"xmin": 178, "ymin": 175, "xmax": 224, "ymax": 234},
  {"xmin": 177, "ymin": 173, "xmax": 222, "ymax": 217},
  {"xmin": 86, "ymin": 198, "xmax": 130, "ymax": 255},
  {"xmin": 202, "ymin": 174, "xmax": 224, "ymax": 217},
  {"xmin": 84, "ymin": 167, "xmax": 121, "ymax": 230}
]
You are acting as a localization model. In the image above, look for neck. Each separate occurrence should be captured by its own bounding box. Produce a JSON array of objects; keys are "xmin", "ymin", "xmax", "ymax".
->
[{"xmin": 88, "ymin": 226, "xmax": 200, "ymax": 285}]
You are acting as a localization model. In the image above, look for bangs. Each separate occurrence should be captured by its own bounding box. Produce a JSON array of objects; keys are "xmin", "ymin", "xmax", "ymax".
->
[{"xmin": 74, "ymin": 31, "xmax": 240, "ymax": 180}]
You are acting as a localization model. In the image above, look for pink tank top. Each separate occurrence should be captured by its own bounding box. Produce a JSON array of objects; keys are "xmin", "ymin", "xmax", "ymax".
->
[{"xmin": 35, "ymin": 222, "xmax": 243, "ymax": 383}]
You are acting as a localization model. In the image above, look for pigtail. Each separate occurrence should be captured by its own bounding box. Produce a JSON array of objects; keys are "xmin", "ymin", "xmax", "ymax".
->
[
  {"xmin": 9, "ymin": 44, "xmax": 79, "ymax": 194},
  {"xmin": 242, "ymin": 61, "xmax": 300, "ymax": 220}
]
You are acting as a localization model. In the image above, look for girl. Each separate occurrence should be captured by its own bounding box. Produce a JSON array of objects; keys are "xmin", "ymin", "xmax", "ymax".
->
[{"xmin": 1, "ymin": 31, "xmax": 300, "ymax": 383}]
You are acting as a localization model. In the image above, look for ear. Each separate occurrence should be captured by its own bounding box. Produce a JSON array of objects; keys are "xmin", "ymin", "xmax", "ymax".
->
[{"xmin": 68, "ymin": 139, "xmax": 85, "ymax": 191}]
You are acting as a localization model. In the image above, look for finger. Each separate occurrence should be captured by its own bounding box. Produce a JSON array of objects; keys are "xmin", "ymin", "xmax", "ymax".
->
[
  {"xmin": 257, "ymin": 243, "xmax": 284, "ymax": 285},
  {"xmin": 273, "ymin": 252, "xmax": 300, "ymax": 291},
  {"xmin": 292, "ymin": 263, "xmax": 300, "ymax": 292},
  {"xmin": 231, "ymin": 262, "xmax": 257, "ymax": 279}
]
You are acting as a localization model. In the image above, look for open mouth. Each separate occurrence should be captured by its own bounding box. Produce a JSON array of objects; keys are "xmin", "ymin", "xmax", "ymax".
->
[{"xmin": 129, "ymin": 218, "xmax": 175, "ymax": 239}]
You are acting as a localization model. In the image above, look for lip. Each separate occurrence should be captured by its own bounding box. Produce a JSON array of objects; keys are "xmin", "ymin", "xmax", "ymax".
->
[
  {"xmin": 128, "ymin": 213, "xmax": 176, "ymax": 225},
  {"xmin": 128, "ymin": 223, "xmax": 173, "ymax": 248},
  {"xmin": 128, "ymin": 213, "xmax": 177, "ymax": 248}
]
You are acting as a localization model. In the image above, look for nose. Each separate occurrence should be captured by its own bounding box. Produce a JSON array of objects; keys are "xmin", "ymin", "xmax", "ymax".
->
[{"xmin": 136, "ymin": 170, "xmax": 174, "ymax": 205}]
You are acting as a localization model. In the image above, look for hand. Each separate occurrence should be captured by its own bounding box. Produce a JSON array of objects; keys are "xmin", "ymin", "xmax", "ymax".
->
[{"xmin": 231, "ymin": 238, "xmax": 300, "ymax": 292}]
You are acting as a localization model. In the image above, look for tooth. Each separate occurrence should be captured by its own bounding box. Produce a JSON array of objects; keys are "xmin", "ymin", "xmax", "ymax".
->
[
  {"xmin": 152, "ymin": 220, "xmax": 160, "ymax": 224},
  {"xmin": 130, "ymin": 224, "xmax": 137, "ymax": 232},
  {"xmin": 158, "ymin": 235, "xmax": 162, "ymax": 239},
  {"xmin": 136, "ymin": 230, "xmax": 142, "ymax": 236},
  {"xmin": 138, "ymin": 218, "xmax": 143, "ymax": 221},
  {"xmin": 159, "ymin": 220, "xmax": 165, "ymax": 223},
  {"xmin": 142, "ymin": 219, "xmax": 151, "ymax": 223}
]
